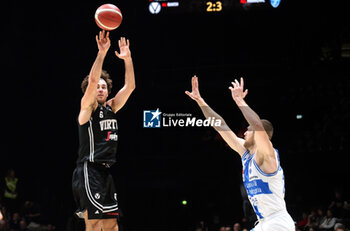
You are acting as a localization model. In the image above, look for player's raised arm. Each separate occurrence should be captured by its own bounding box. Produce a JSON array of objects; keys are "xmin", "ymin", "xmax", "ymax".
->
[
  {"xmin": 107, "ymin": 37, "xmax": 135, "ymax": 113},
  {"xmin": 229, "ymin": 78, "xmax": 276, "ymax": 172},
  {"xmin": 78, "ymin": 31, "xmax": 111, "ymax": 125},
  {"xmin": 185, "ymin": 75, "xmax": 246, "ymax": 156}
]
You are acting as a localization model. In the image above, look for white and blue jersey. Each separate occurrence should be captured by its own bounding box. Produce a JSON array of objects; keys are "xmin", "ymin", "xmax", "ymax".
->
[
  {"xmin": 241, "ymin": 148, "xmax": 294, "ymax": 231},
  {"xmin": 241, "ymin": 148, "xmax": 286, "ymax": 219}
]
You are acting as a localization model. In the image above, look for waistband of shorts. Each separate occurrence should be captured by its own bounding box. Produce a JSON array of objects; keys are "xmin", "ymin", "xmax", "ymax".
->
[{"xmin": 258, "ymin": 209, "xmax": 290, "ymax": 222}]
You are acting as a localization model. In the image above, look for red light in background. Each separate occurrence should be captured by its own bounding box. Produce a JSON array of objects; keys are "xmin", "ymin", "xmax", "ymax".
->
[
  {"xmin": 161, "ymin": 2, "xmax": 167, "ymax": 7},
  {"xmin": 240, "ymin": 0, "xmax": 247, "ymax": 3}
]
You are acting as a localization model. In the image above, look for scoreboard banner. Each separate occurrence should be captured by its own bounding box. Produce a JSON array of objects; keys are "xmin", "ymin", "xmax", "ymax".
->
[{"xmin": 148, "ymin": 0, "xmax": 282, "ymax": 14}]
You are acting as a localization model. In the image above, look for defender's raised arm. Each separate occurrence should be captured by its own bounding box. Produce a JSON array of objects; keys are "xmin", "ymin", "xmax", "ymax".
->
[
  {"xmin": 186, "ymin": 75, "xmax": 246, "ymax": 156},
  {"xmin": 229, "ymin": 77, "xmax": 276, "ymax": 173}
]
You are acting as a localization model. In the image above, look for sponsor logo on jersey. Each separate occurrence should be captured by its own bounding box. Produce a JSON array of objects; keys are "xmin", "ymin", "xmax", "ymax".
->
[
  {"xmin": 105, "ymin": 131, "xmax": 118, "ymax": 141},
  {"xmin": 244, "ymin": 179, "xmax": 273, "ymax": 196},
  {"xmin": 99, "ymin": 119, "xmax": 118, "ymax": 131}
]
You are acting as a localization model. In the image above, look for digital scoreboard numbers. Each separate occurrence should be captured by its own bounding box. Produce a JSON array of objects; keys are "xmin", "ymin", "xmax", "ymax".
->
[
  {"xmin": 206, "ymin": 1, "xmax": 223, "ymax": 12},
  {"xmin": 148, "ymin": 0, "xmax": 281, "ymax": 14}
]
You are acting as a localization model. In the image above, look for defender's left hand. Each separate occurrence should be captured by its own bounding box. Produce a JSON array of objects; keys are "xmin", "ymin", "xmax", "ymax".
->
[
  {"xmin": 229, "ymin": 77, "xmax": 248, "ymax": 102},
  {"xmin": 115, "ymin": 37, "xmax": 131, "ymax": 60}
]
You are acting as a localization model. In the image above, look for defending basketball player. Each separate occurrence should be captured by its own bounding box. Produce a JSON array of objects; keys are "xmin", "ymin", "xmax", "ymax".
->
[
  {"xmin": 186, "ymin": 76, "xmax": 294, "ymax": 231},
  {"xmin": 72, "ymin": 30, "xmax": 135, "ymax": 231}
]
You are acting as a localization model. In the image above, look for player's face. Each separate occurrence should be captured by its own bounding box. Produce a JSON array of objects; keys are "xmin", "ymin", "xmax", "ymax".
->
[
  {"xmin": 244, "ymin": 126, "xmax": 255, "ymax": 146},
  {"xmin": 97, "ymin": 79, "xmax": 108, "ymax": 104},
  {"xmin": 244, "ymin": 126, "xmax": 254, "ymax": 140}
]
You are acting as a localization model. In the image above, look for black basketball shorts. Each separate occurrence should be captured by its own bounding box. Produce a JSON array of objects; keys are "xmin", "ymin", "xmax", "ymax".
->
[{"xmin": 72, "ymin": 161, "xmax": 119, "ymax": 220}]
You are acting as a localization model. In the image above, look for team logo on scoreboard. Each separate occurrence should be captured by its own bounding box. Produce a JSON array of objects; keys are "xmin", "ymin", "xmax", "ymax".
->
[
  {"xmin": 270, "ymin": 0, "xmax": 281, "ymax": 8},
  {"xmin": 149, "ymin": 2, "xmax": 161, "ymax": 14},
  {"xmin": 149, "ymin": 1, "xmax": 180, "ymax": 14}
]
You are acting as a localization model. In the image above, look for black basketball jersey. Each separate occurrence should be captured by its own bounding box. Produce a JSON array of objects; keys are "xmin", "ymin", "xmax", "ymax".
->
[{"xmin": 77, "ymin": 104, "xmax": 118, "ymax": 166}]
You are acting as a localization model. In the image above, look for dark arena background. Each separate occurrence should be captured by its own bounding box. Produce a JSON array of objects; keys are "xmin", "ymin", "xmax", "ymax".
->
[{"xmin": 1, "ymin": 1, "xmax": 349, "ymax": 231}]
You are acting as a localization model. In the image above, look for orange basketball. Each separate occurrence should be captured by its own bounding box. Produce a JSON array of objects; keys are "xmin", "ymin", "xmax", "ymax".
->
[{"xmin": 94, "ymin": 4, "xmax": 122, "ymax": 31}]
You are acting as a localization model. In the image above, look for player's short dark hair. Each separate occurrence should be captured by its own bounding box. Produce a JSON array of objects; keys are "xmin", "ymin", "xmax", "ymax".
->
[
  {"xmin": 261, "ymin": 119, "xmax": 273, "ymax": 139},
  {"xmin": 81, "ymin": 70, "xmax": 113, "ymax": 94}
]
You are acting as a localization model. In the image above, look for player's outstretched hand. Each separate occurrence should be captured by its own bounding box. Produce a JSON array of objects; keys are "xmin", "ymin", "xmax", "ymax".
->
[
  {"xmin": 185, "ymin": 75, "xmax": 203, "ymax": 102},
  {"xmin": 96, "ymin": 30, "xmax": 111, "ymax": 55},
  {"xmin": 115, "ymin": 37, "xmax": 131, "ymax": 60},
  {"xmin": 229, "ymin": 77, "xmax": 248, "ymax": 103}
]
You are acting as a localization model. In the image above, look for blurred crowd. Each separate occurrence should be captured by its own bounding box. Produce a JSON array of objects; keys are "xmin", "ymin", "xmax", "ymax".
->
[
  {"xmin": 192, "ymin": 188, "xmax": 349, "ymax": 231},
  {"xmin": 1, "ymin": 166, "xmax": 349, "ymax": 231},
  {"xmin": 0, "ymin": 169, "xmax": 55, "ymax": 231}
]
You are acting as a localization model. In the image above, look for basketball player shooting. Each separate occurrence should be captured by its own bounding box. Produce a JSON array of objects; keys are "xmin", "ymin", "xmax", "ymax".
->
[
  {"xmin": 186, "ymin": 76, "xmax": 294, "ymax": 231},
  {"xmin": 72, "ymin": 30, "xmax": 135, "ymax": 231}
]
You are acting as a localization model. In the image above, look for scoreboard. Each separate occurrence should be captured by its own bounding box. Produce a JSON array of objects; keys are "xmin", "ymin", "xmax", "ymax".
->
[{"xmin": 148, "ymin": 0, "xmax": 282, "ymax": 14}]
